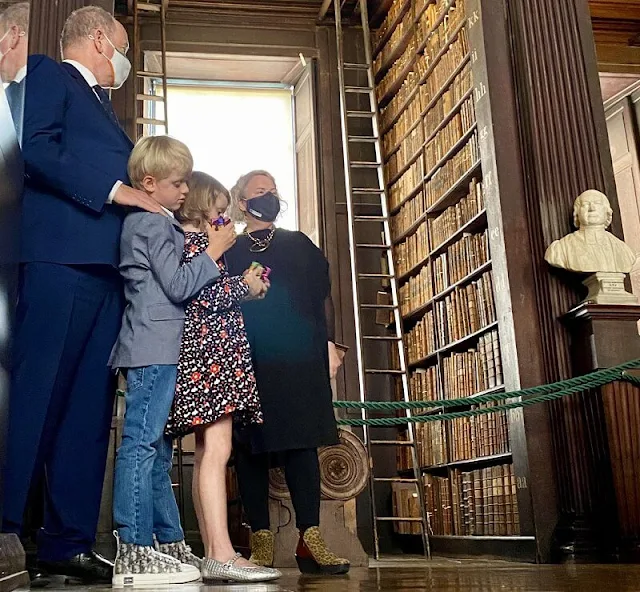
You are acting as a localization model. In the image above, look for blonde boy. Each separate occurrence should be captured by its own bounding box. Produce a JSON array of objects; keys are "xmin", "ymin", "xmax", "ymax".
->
[{"xmin": 109, "ymin": 136, "xmax": 235, "ymax": 587}]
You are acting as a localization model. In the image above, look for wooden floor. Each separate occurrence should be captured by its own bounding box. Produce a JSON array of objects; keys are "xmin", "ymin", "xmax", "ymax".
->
[{"xmin": 17, "ymin": 557, "xmax": 640, "ymax": 591}]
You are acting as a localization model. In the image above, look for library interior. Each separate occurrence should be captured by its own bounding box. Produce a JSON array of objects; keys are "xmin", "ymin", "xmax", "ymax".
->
[{"xmin": 2, "ymin": 0, "xmax": 640, "ymax": 590}]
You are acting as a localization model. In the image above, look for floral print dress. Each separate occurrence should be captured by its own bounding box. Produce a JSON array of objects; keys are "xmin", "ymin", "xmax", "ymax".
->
[{"xmin": 166, "ymin": 231, "xmax": 263, "ymax": 437}]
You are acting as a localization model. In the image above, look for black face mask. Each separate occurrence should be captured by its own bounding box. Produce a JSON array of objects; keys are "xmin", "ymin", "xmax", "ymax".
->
[{"xmin": 244, "ymin": 191, "xmax": 280, "ymax": 223}]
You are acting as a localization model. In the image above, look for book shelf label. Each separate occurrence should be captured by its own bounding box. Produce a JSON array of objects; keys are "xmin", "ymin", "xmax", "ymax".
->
[{"xmin": 516, "ymin": 475, "xmax": 528, "ymax": 490}]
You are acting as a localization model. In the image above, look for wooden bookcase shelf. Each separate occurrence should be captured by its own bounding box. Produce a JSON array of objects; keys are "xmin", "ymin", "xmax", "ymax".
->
[{"xmin": 372, "ymin": 0, "xmax": 540, "ymax": 560}]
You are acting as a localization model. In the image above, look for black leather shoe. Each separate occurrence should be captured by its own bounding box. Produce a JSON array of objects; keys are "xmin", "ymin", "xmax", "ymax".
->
[
  {"xmin": 27, "ymin": 566, "xmax": 51, "ymax": 588},
  {"xmin": 38, "ymin": 551, "xmax": 113, "ymax": 584}
]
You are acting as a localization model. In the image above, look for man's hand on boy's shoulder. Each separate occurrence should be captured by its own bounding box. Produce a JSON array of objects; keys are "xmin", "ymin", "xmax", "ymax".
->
[{"xmin": 113, "ymin": 184, "xmax": 166, "ymax": 215}]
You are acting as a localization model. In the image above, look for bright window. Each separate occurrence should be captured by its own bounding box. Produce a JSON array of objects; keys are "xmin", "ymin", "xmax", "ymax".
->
[{"xmin": 166, "ymin": 84, "xmax": 297, "ymax": 230}]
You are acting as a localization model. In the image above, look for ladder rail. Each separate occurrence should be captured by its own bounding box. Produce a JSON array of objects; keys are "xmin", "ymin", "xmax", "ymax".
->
[
  {"xmin": 133, "ymin": 0, "xmax": 169, "ymax": 139},
  {"xmin": 333, "ymin": 0, "xmax": 431, "ymax": 559},
  {"xmin": 333, "ymin": 0, "xmax": 380, "ymax": 557},
  {"xmin": 359, "ymin": 0, "xmax": 431, "ymax": 559}
]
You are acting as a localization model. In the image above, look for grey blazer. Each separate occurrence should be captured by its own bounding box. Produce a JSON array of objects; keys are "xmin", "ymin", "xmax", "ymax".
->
[{"xmin": 109, "ymin": 211, "xmax": 220, "ymax": 368}]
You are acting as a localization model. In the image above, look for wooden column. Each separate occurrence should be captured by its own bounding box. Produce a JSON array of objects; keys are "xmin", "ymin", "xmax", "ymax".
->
[
  {"xmin": 505, "ymin": 0, "xmax": 632, "ymax": 559},
  {"xmin": 28, "ymin": 0, "xmax": 114, "ymax": 59}
]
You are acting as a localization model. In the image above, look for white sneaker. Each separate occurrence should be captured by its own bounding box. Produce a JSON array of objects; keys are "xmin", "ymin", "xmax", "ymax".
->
[{"xmin": 112, "ymin": 531, "xmax": 201, "ymax": 587}]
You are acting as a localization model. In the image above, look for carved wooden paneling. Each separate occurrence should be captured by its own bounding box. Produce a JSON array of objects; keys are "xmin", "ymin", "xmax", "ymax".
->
[
  {"xmin": 28, "ymin": 0, "xmax": 114, "ymax": 59},
  {"xmin": 602, "ymin": 380, "xmax": 640, "ymax": 540},
  {"xmin": 506, "ymin": 0, "xmax": 628, "ymax": 557}
]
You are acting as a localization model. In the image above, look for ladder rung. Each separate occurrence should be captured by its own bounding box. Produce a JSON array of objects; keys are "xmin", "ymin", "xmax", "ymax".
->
[
  {"xmin": 347, "ymin": 110, "xmax": 375, "ymax": 118},
  {"xmin": 137, "ymin": 2, "xmax": 161, "ymax": 11},
  {"xmin": 137, "ymin": 70, "xmax": 166, "ymax": 78},
  {"xmin": 361, "ymin": 304, "xmax": 397, "ymax": 309},
  {"xmin": 348, "ymin": 136, "xmax": 378, "ymax": 142},
  {"xmin": 354, "ymin": 216, "xmax": 387, "ymax": 221},
  {"xmin": 351, "ymin": 161, "xmax": 382, "ymax": 168},
  {"xmin": 343, "ymin": 62, "xmax": 369, "ymax": 70},
  {"xmin": 366, "ymin": 369, "xmax": 405, "ymax": 375},
  {"xmin": 345, "ymin": 86, "xmax": 374, "ymax": 93},
  {"xmin": 137, "ymin": 117, "xmax": 167, "ymax": 126},
  {"xmin": 370, "ymin": 440, "xmax": 414, "ymax": 445},
  {"xmin": 363, "ymin": 335, "xmax": 402, "ymax": 341},
  {"xmin": 358, "ymin": 273, "xmax": 394, "ymax": 279},
  {"xmin": 352, "ymin": 188, "xmax": 384, "ymax": 193},
  {"xmin": 374, "ymin": 478, "xmax": 418, "ymax": 483},
  {"xmin": 137, "ymin": 93, "xmax": 165, "ymax": 102},
  {"xmin": 376, "ymin": 517, "xmax": 424, "ymax": 522},
  {"xmin": 356, "ymin": 243, "xmax": 391, "ymax": 249}
]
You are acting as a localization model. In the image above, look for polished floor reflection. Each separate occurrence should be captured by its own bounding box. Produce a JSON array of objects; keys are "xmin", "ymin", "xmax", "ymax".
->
[{"xmin": 16, "ymin": 558, "xmax": 640, "ymax": 591}]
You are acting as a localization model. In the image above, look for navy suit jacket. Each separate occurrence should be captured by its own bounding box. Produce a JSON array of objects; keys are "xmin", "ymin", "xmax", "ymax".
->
[{"xmin": 20, "ymin": 55, "xmax": 134, "ymax": 267}]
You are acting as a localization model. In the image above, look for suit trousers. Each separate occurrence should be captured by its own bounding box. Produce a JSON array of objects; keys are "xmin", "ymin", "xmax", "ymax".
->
[{"xmin": 2, "ymin": 262, "xmax": 123, "ymax": 561}]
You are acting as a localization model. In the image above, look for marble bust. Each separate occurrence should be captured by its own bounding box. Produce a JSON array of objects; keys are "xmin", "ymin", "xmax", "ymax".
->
[{"xmin": 544, "ymin": 190, "xmax": 636, "ymax": 273}]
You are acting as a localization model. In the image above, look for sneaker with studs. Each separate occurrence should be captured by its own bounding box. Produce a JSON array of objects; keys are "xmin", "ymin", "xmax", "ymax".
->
[
  {"xmin": 112, "ymin": 532, "xmax": 201, "ymax": 587},
  {"xmin": 155, "ymin": 540, "xmax": 202, "ymax": 569}
]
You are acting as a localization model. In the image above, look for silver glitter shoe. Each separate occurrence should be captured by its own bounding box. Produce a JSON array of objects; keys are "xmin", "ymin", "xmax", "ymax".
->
[{"xmin": 201, "ymin": 553, "xmax": 281, "ymax": 583}]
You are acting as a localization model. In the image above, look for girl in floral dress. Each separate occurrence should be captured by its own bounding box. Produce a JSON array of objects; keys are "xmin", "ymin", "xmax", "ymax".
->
[{"xmin": 166, "ymin": 172, "xmax": 275, "ymax": 581}]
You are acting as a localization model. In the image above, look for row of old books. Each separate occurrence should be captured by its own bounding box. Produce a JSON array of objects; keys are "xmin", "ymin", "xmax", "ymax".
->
[
  {"xmin": 371, "ymin": 0, "xmax": 409, "ymax": 50},
  {"xmin": 393, "ymin": 465, "xmax": 521, "ymax": 536},
  {"xmin": 434, "ymin": 271, "xmax": 496, "ymax": 345},
  {"xmin": 389, "ymin": 158, "xmax": 424, "ymax": 211},
  {"xmin": 423, "ymin": 60, "xmax": 473, "ymax": 145},
  {"xmin": 425, "ymin": 130, "xmax": 480, "ymax": 209},
  {"xmin": 385, "ymin": 124, "xmax": 425, "ymax": 182},
  {"xmin": 429, "ymin": 178, "xmax": 484, "ymax": 247},
  {"xmin": 395, "ymin": 406, "xmax": 510, "ymax": 470},
  {"xmin": 420, "ymin": 0, "xmax": 466, "ymax": 71},
  {"xmin": 390, "ymin": 168, "xmax": 481, "ymax": 250},
  {"xmin": 406, "ymin": 310, "xmax": 437, "ymax": 364},
  {"xmin": 394, "ymin": 219, "xmax": 430, "ymax": 276},
  {"xmin": 432, "ymin": 229, "xmax": 489, "ymax": 292},
  {"xmin": 450, "ymin": 404, "xmax": 510, "ymax": 462},
  {"xmin": 373, "ymin": 7, "xmax": 413, "ymax": 76},
  {"xmin": 404, "ymin": 330, "xmax": 503, "ymax": 404},
  {"xmin": 377, "ymin": 0, "xmax": 452, "ymax": 103},
  {"xmin": 451, "ymin": 465, "xmax": 521, "ymax": 536},
  {"xmin": 377, "ymin": 35, "xmax": 417, "ymax": 102},
  {"xmin": 384, "ymin": 29, "xmax": 473, "ymax": 183},
  {"xmin": 380, "ymin": 1, "xmax": 462, "ymax": 129},
  {"xmin": 442, "ymin": 329, "xmax": 503, "ymax": 397},
  {"xmin": 399, "ymin": 265, "xmax": 434, "ymax": 316},
  {"xmin": 424, "ymin": 95, "xmax": 476, "ymax": 173},
  {"xmin": 383, "ymin": 44, "xmax": 472, "ymax": 160}
]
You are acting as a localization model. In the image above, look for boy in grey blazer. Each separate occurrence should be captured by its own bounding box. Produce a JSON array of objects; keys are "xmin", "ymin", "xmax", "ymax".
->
[{"xmin": 109, "ymin": 137, "xmax": 236, "ymax": 587}]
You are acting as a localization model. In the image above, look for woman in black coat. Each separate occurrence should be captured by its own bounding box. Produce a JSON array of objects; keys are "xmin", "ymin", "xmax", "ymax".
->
[{"xmin": 225, "ymin": 170, "xmax": 349, "ymax": 575}]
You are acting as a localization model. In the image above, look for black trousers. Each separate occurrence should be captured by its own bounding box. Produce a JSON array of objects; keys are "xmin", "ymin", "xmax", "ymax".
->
[{"xmin": 235, "ymin": 446, "xmax": 320, "ymax": 532}]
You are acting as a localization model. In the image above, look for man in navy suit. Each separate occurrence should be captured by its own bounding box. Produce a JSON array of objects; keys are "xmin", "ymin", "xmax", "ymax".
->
[
  {"xmin": 0, "ymin": 2, "xmax": 29, "ymax": 141},
  {"xmin": 1, "ymin": 6, "xmax": 163, "ymax": 585}
]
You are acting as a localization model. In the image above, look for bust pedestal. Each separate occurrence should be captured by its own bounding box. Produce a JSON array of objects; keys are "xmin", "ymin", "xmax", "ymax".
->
[
  {"xmin": 552, "ymin": 304, "xmax": 640, "ymax": 562},
  {"xmin": 582, "ymin": 273, "xmax": 638, "ymax": 306}
]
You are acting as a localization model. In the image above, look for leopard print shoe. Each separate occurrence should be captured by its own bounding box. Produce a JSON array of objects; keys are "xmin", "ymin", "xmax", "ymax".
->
[
  {"xmin": 295, "ymin": 527, "xmax": 350, "ymax": 575},
  {"xmin": 249, "ymin": 530, "xmax": 275, "ymax": 567}
]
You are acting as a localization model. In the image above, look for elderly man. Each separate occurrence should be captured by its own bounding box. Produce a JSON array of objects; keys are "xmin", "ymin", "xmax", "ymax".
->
[
  {"xmin": 0, "ymin": 2, "xmax": 28, "ymax": 138},
  {"xmin": 2, "ymin": 6, "xmax": 161, "ymax": 585}
]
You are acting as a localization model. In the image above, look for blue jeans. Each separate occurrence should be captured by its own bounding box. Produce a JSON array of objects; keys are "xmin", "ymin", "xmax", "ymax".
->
[{"xmin": 113, "ymin": 365, "xmax": 184, "ymax": 546}]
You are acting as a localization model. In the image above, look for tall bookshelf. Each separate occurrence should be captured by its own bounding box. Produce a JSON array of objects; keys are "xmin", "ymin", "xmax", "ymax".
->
[{"xmin": 372, "ymin": 0, "xmax": 537, "ymax": 559}]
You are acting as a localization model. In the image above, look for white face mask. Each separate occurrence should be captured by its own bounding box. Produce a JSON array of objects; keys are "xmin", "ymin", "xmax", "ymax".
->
[
  {"xmin": 90, "ymin": 33, "xmax": 131, "ymax": 90},
  {"xmin": 0, "ymin": 28, "xmax": 24, "ymax": 61}
]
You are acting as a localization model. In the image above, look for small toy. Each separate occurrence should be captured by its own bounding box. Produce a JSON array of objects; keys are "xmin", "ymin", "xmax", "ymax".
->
[
  {"xmin": 211, "ymin": 216, "xmax": 231, "ymax": 229},
  {"xmin": 250, "ymin": 261, "xmax": 271, "ymax": 282}
]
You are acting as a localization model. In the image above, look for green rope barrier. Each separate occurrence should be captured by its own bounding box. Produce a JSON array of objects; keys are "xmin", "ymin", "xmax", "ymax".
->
[{"xmin": 332, "ymin": 359, "xmax": 640, "ymax": 411}]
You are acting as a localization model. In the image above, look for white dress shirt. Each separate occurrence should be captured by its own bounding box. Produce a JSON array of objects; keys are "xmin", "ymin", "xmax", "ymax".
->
[
  {"xmin": 2, "ymin": 64, "xmax": 26, "ymax": 88},
  {"xmin": 63, "ymin": 59, "xmax": 122, "ymax": 204}
]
